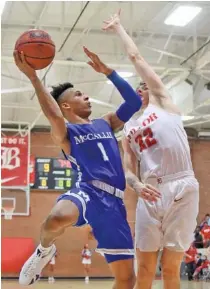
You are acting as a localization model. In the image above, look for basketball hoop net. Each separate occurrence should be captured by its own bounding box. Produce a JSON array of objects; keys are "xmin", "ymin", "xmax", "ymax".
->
[{"xmin": 2, "ymin": 206, "xmax": 15, "ymax": 220}]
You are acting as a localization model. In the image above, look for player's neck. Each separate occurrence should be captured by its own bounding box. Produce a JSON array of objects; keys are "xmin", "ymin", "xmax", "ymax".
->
[{"xmin": 65, "ymin": 114, "xmax": 91, "ymax": 124}]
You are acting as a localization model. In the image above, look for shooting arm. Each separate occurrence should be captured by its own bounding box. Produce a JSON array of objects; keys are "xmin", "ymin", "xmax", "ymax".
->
[
  {"xmin": 30, "ymin": 76, "xmax": 69, "ymax": 151},
  {"xmin": 13, "ymin": 50, "xmax": 69, "ymax": 151}
]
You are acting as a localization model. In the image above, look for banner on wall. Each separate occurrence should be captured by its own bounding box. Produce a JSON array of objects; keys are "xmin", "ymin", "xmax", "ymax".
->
[{"xmin": 1, "ymin": 135, "xmax": 29, "ymax": 187}]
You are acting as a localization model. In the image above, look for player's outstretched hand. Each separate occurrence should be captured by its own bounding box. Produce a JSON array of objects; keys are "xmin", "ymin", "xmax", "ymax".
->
[
  {"xmin": 138, "ymin": 183, "xmax": 161, "ymax": 202},
  {"xmin": 83, "ymin": 46, "xmax": 113, "ymax": 76},
  {"xmin": 102, "ymin": 9, "xmax": 121, "ymax": 31},
  {"xmin": 13, "ymin": 50, "xmax": 37, "ymax": 79}
]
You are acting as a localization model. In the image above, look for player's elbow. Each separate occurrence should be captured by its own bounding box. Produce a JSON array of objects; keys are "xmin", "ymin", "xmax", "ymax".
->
[
  {"xmin": 135, "ymin": 98, "xmax": 142, "ymax": 111},
  {"xmin": 130, "ymin": 97, "xmax": 142, "ymax": 113}
]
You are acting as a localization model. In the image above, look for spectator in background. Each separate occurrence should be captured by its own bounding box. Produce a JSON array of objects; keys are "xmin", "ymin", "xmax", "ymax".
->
[
  {"xmin": 195, "ymin": 253, "xmax": 203, "ymax": 269},
  {"xmin": 184, "ymin": 243, "xmax": 197, "ymax": 281},
  {"xmin": 81, "ymin": 244, "xmax": 92, "ymax": 284},
  {"xmin": 194, "ymin": 226, "xmax": 204, "ymax": 248},
  {"xmin": 193, "ymin": 255, "xmax": 210, "ymax": 279},
  {"xmin": 201, "ymin": 222, "xmax": 210, "ymax": 248},
  {"xmin": 200, "ymin": 214, "xmax": 210, "ymax": 228}
]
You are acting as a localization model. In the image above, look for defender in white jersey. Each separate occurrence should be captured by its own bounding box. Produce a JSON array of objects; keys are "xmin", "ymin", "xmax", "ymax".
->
[{"xmin": 103, "ymin": 10, "xmax": 199, "ymax": 289}]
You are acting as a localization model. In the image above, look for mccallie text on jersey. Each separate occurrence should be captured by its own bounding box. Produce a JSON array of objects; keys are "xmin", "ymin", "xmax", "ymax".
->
[{"xmin": 74, "ymin": 132, "xmax": 113, "ymax": 144}]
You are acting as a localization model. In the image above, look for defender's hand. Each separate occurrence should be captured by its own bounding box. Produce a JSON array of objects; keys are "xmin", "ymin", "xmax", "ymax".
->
[
  {"xmin": 138, "ymin": 183, "xmax": 161, "ymax": 202},
  {"xmin": 102, "ymin": 9, "xmax": 121, "ymax": 31},
  {"xmin": 13, "ymin": 51, "xmax": 37, "ymax": 79},
  {"xmin": 83, "ymin": 46, "xmax": 113, "ymax": 76}
]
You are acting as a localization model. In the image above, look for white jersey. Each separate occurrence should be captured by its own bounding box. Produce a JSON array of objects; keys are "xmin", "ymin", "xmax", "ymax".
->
[{"xmin": 124, "ymin": 104, "xmax": 193, "ymax": 182}]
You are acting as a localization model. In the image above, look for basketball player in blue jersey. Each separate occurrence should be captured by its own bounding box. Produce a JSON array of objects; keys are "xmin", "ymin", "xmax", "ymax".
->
[{"xmin": 14, "ymin": 47, "xmax": 142, "ymax": 289}]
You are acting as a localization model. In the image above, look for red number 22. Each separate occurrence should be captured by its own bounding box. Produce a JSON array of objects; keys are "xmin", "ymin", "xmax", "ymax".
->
[{"xmin": 135, "ymin": 127, "xmax": 157, "ymax": 152}]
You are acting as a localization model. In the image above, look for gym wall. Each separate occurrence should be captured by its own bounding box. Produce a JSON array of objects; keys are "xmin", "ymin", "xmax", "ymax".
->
[{"xmin": 2, "ymin": 132, "xmax": 210, "ymax": 277}]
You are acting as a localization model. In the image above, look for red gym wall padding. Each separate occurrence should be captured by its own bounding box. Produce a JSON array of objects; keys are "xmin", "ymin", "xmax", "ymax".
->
[{"xmin": 2, "ymin": 237, "xmax": 35, "ymax": 273}]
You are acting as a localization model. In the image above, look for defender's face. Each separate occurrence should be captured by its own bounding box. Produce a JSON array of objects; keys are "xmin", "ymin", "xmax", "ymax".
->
[
  {"xmin": 136, "ymin": 82, "xmax": 149, "ymax": 108},
  {"xmin": 60, "ymin": 89, "xmax": 92, "ymax": 118}
]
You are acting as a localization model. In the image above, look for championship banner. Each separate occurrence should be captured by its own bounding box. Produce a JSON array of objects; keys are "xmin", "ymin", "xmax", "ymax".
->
[{"xmin": 1, "ymin": 135, "xmax": 29, "ymax": 187}]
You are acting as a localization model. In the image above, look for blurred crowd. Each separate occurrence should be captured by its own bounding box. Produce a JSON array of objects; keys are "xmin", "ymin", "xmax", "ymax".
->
[{"xmin": 184, "ymin": 213, "xmax": 210, "ymax": 281}]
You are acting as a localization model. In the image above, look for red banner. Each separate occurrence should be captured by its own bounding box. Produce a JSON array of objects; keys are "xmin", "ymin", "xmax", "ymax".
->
[{"xmin": 1, "ymin": 135, "xmax": 29, "ymax": 187}]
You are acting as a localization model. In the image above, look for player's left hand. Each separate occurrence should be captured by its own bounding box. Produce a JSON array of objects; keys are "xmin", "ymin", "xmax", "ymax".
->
[
  {"xmin": 138, "ymin": 183, "xmax": 161, "ymax": 202},
  {"xmin": 13, "ymin": 50, "xmax": 37, "ymax": 79},
  {"xmin": 102, "ymin": 9, "xmax": 121, "ymax": 31},
  {"xmin": 83, "ymin": 46, "xmax": 113, "ymax": 76}
]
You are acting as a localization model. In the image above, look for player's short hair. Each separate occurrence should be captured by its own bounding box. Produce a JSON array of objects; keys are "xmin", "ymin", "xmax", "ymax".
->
[{"xmin": 51, "ymin": 82, "xmax": 74, "ymax": 102}]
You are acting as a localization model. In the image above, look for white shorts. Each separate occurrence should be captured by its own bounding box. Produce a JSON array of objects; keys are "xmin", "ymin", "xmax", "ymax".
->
[
  {"xmin": 135, "ymin": 171, "xmax": 199, "ymax": 252},
  {"xmin": 82, "ymin": 258, "xmax": 91, "ymax": 265}
]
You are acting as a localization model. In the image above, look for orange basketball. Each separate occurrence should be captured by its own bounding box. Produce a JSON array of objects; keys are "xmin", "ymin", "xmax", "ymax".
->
[{"xmin": 15, "ymin": 29, "xmax": 55, "ymax": 70}]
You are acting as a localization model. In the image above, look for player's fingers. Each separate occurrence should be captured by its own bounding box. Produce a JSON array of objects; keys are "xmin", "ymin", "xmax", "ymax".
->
[
  {"xmin": 84, "ymin": 47, "xmax": 98, "ymax": 61},
  {"xmin": 83, "ymin": 46, "xmax": 95, "ymax": 59},
  {"xmin": 87, "ymin": 61, "xmax": 95, "ymax": 68},
  {"xmin": 102, "ymin": 23, "xmax": 112, "ymax": 30},
  {"xmin": 20, "ymin": 51, "xmax": 26, "ymax": 63},
  {"xmin": 103, "ymin": 20, "xmax": 110, "ymax": 24},
  {"xmin": 13, "ymin": 51, "xmax": 19, "ymax": 65},
  {"xmin": 146, "ymin": 184, "xmax": 161, "ymax": 195},
  {"xmin": 145, "ymin": 188, "xmax": 161, "ymax": 198},
  {"xmin": 141, "ymin": 191, "xmax": 155, "ymax": 201},
  {"xmin": 14, "ymin": 50, "xmax": 23, "ymax": 66},
  {"xmin": 83, "ymin": 46, "xmax": 92, "ymax": 57},
  {"xmin": 144, "ymin": 192, "xmax": 158, "ymax": 202},
  {"xmin": 88, "ymin": 62, "xmax": 99, "ymax": 72},
  {"xmin": 102, "ymin": 25, "xmax": 110, "ymax": 31},
  {"xmin": 84, "ymin": 46, "xmax": 97, "ymax": 57},
  {"xmin": 118, "ymin": 8, "xmax": 121, "ymax": 16},
  {"xmin": 140, "ymin": 191, "xmax": 147, "ymax": 200},
  {"xmin": 142, "ymin": 189, "xmax": 159, "ymax": 201}
]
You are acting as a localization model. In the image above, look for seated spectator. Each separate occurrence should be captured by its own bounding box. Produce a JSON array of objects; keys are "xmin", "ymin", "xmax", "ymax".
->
[
  {"xmin": 193, "ymin": 255, "xmax": 210, "ymax": 279},
  {"xmin": 201, "ymin": 222, "xmax": 210, "ymax": 248},
  {"xmin": 194, "ymin": 226, "xmax": 204, "ymax": 248},
  {"xmin": 200, "ymin": 214, "xmax": 210, "ymax": 229},
  {"xmin": 195, "ymin": 253, "xmax": 203, "ymax": 276},
  {"xmin": 184, "ymin": 242, "xmax": 197, "ymax": 281}
]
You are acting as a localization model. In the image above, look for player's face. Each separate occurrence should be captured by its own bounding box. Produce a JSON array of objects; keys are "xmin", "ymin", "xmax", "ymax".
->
[
  {"xmin": 61, "ymin": 89, "xmax": 92, "ymax": 118},
  {"xmin": 136, "ymin": 82, "xmax": 149, "ymax": 108}
]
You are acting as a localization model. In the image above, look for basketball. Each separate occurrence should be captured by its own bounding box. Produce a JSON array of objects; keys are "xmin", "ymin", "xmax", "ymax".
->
[{"xmin": 14, "ymin": 29, "xmax": 55, "ymax": 70}]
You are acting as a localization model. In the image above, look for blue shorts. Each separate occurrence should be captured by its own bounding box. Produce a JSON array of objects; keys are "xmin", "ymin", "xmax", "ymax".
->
[{"xmin": 57, "ymin": 182, "xmax": 134, "ymax": 263}]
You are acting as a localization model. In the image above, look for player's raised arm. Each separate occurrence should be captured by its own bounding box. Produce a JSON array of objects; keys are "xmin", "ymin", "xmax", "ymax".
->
[
  {"xmin": 83, "ymin": 46, "xmax": 142, "ymax": 131},
  {"xmin": 122, "ymin": 137, "xmax": 161, "ymax": 202},
  {"xmin": 13, "ymin": 51, "xmax": 68, "ymax": 149},
  {"xmin": 103, "ymin": 10, "xmax": 167, "ymax": 98}
]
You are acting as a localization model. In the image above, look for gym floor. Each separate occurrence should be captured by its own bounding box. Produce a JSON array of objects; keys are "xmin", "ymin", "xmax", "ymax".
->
[{"xmin": 1, "ymin": 280, "xmax": 209, "ymax": 289}]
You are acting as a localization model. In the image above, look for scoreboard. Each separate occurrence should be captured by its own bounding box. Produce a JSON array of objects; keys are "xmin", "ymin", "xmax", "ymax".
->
[{"xmin": 33, "ymin": 158, "xmax": 77, "ymax": 190}]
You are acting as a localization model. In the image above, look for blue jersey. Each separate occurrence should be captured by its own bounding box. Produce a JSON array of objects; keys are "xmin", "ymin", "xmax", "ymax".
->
[{"xmin": 66, "ymin": 118, "xmax": 125, "ymax": 190}]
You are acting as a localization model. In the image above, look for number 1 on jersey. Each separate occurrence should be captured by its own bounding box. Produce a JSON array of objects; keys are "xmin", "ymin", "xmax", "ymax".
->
[{"xmin": 97, "ymin": 142, "xmax": 109, "ymax": 161}]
